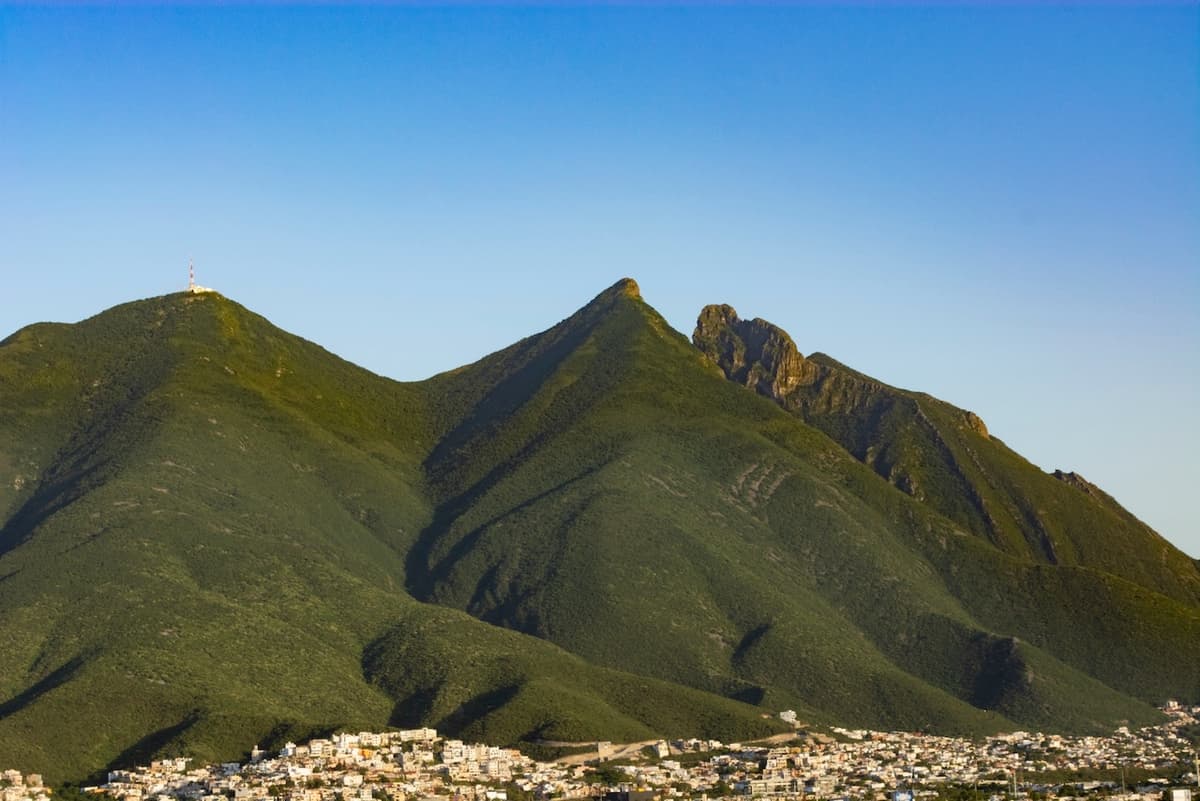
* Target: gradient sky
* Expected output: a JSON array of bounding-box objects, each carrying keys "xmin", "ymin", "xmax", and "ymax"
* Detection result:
[{"xmin": 1, "ymin": 4, "xmax": 1197, "ymax": 556}]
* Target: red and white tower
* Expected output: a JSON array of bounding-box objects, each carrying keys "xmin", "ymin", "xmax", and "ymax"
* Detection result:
[{"xmin": 186, "ymin": 260, "xmax": 213, "ymax": 294}]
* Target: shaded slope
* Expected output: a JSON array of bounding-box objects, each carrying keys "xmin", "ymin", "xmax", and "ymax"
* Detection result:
[{"xmin": 363, "ymin": 603, "xmax": 785, "ymax": 747}]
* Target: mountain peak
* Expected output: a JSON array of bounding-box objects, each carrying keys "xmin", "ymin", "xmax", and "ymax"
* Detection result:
[
  {"xmin": 695, "ymin": 303, "xmax": 740, "ymax": 335},
  {"xmin": 605, "ymin": 277, "xmax": 641, "ymax": 300},
  {"xmin": 565, "ymin": 277, "xmax": 645, "ymax": 325}
]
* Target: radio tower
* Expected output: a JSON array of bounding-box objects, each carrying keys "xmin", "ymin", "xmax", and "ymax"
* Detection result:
[{"xmin": 186, "ymin": 260, "xmax": 213, "ymax": 294}]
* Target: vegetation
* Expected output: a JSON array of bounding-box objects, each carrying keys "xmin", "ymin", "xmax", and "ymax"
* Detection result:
[
  {"xmin": 0, "ymin": 280, "xmax": 1195, "ymax": 787},
  {"xmin": 693, "ymin": 304, "xmax": 1200, "ymax": 708}
]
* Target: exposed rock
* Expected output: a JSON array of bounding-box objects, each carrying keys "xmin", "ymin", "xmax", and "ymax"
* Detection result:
[
  {"xmin": 611, "ymin": 277, "xmax": 641, "ymax": 299},
  {"xmin": 1052, "ymin": 470, "xmax": 1104, "ymax": 501},
  {"xmin": 693, "ymin": 305, "xmax": 820, "ymax": 401},
  {"xmin": 964, "ymin": 411, "xmax": 989, "ymax": 437}
]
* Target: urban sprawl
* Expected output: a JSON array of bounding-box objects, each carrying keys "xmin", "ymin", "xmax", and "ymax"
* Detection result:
[{"xmin": 4, "ymin": 704, "xmax": 1198, "ymax": 801}]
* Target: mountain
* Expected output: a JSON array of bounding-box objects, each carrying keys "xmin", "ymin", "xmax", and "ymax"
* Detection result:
[
  {"xmin": 692, "ymin": 304, "xmax": 1200, "ymax": 604},
  {"xmin": 0, "ymin": 281, "xmax": 1196, "ymax": 785}
]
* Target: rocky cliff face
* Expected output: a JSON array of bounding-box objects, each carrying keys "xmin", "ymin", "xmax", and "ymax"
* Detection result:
[
  {"xmin": 693, "ymin": 304, "xmax": 912, "ymax": 434},
  {"xmin": 693, "ymin": 305, "xmax": 821, "ymax": 399},
  {"xmin": 693, "ymin": 304, "xmax": 989, "ymax": 438}
]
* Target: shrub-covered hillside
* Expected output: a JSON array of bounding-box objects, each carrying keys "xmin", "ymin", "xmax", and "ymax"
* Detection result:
[{"xmin": 0, "ymin": 281, "xmax": 1195, "ymax": 785}]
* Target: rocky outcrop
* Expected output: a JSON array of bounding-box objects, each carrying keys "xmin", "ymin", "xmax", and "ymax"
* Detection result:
[
  {"xmin": 693, "ymin": 304, "xmax": 821, "ymax": 402},
  {"xmin": 964, "ymin": 411, "xmax": 989, "ymax": 437},
  {"xmin": 1052, "ymin": 470, "xmax": 1106, "ymax": 502}
]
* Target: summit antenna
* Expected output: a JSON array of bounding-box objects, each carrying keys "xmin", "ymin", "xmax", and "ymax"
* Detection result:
[{"xmin": 187, "ymin": 261, "xmax": 213, "ymax": 295}]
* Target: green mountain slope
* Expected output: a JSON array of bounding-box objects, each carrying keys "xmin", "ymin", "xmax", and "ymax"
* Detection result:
[
  {"xmin": 0, "ymin": 292, "xmax": 779, "ymax": 783},
  {"xmin": 0, "ymin": 282, "xmax": 1195, "ymax": 785},
  {"xmin": 402, "ymin": 281, "xmax": 1183, "ymax": 733},
  {"xmin": 363, "ymin": 604, "xmax": 782, "ymax": 747},
  {"xmin": 691, "ymin": 302, "xmax": 1200, "ymax": 703}
]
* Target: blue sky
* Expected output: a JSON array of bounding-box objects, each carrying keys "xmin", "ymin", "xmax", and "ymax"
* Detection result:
[{"xmin": 1, "ymin": 4, "xmax": 1197, "ymax": 555}]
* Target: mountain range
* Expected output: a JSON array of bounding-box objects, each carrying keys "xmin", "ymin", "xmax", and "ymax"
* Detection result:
[{"xmin": 1, "ymin": 278, "xmax": 1196, "ymax": 784}]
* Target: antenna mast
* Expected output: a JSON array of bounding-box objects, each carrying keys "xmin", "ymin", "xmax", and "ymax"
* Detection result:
[{"xmin": 189, "ymin": 260, "xmax": 196, "ymax": 292}]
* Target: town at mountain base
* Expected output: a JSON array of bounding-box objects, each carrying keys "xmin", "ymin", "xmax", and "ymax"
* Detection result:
[
  {"xmin": 5, "ymin": 703, "xmax": 1200, "ymax": 801},
  {"xmin": 0, "ymin": 279, "xmax": 1196, "ymax": 784}
]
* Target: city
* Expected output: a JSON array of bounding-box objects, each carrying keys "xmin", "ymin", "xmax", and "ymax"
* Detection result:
[{"xmin": 4, "ymin": 705, "xmax": 1196, "ymax": 801}]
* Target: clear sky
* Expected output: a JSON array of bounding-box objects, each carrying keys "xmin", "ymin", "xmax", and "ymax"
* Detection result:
[{"xmin": 1, "ymin": 4, "xmax": 1197, "ymax": 556}]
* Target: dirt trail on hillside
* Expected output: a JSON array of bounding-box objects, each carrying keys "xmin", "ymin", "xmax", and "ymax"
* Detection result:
[{"xmin": 543, "ymin": 730, "xmax": 805, "ymax": 765}]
